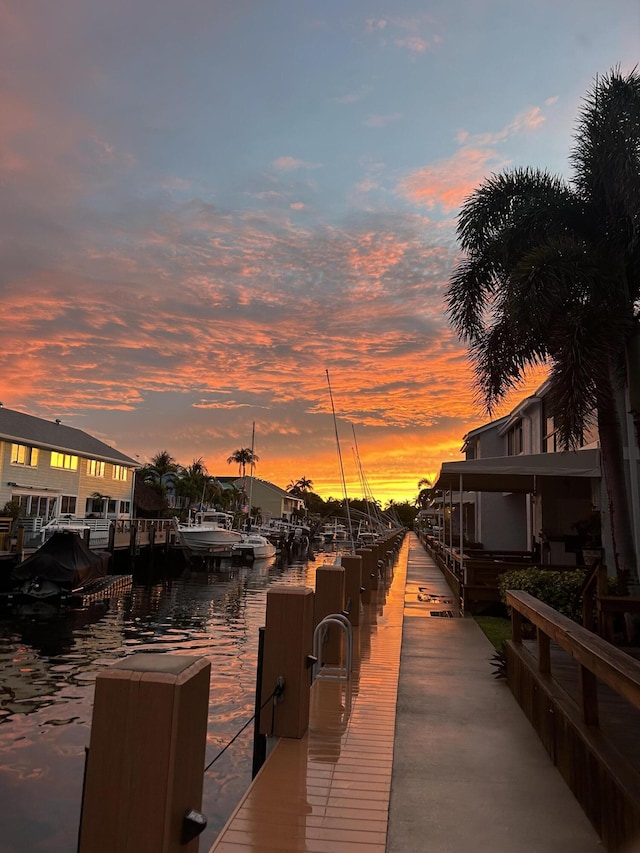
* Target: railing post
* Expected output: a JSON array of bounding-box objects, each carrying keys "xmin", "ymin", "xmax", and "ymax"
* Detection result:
[
  {"xmin": 579, "ymin": 665, "xmax": 599, "ymax": 726},
  {"xmin": 260, "ymin": 587, "xmax": 314, "ymax": 738},
  {"xmin": 537, "ymin": 630, "xmax": 551, "ymax": 674},
  {"xmin": 129, "ymin": 520, "xmax": 138, "ymax": 556},
  {"xmin": 79, "ymin": 654, "xmax": 211, "ymax": 853},
  {"xmin": 511, "ymin": 607, "xmax": 523, "ymax": 644}
]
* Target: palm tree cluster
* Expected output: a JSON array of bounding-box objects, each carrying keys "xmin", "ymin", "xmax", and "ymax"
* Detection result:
[
  {"xmin": 287, "ymin": 476, "xmax": 314, "ymax": 496},
  {"xmin": 137, "ymin": 451, "xmax": 231, "ymax": 513},
  {"xmin": 446, "ymin": 67, "xmax": 640, "ymax": 587}
]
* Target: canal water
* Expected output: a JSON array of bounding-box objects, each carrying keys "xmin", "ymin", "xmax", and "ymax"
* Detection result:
[{"xmin": 0, "ymin": 545, "xmax": 339, "ymax": 853}]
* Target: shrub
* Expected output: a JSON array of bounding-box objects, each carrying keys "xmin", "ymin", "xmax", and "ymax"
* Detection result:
[
  {"xmin": 1, "ymin": 499, "xmax": 21, "ymax": 520},
  {"xmin": 498, "ymin": 568, "xmax": 588, "ymax": 623}
]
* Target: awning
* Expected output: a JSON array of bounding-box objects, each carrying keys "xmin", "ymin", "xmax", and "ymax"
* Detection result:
[{"xmin": 433, "ymin": 448, "xmax": 600, "ymax": 493}]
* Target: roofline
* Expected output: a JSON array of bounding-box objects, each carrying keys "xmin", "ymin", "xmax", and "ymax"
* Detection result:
[{"xmin": 0, "ymin": 430, "xmax": 139, "ymax": 467}]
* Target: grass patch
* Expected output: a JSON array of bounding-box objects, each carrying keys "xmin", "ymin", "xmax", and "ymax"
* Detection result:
[{"xmin": 474, "ymin": 615, "xmax": 512, "ymax": 650}]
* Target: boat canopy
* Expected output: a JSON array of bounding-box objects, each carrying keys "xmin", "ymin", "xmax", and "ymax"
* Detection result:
[
  {"xmin": 433, "ymin": 448, "xmax": 600, "ymax": 493},
  {"xmin": 12, "ymin": 531, "xmax": 109, "ymax": 587}
]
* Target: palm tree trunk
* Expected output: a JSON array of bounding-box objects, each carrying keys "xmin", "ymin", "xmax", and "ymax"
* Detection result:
[
  {"xmin": 597, "ymin": 376, "xmax": 639, "ymax": 592},
  {"xmin": 625, "ymin": 333, "xmax": 640, "ymax": 455}
]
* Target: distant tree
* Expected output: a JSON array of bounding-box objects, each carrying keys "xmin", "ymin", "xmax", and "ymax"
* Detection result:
[
  {"xmin": 287, "ymin": 476, "xmax": 314, "ymax": 496},
  {"xmin": 415, "ymin": 478, "xmax": 434, "ymax": 509},
  {"xmin": 227, "ymin": 448, "xmax": 259, "ymax": 478},
  {"xmin": 175, "ymin": 458, "xmax": 210, "ymax": 508},
  {"xmin": 138, "ymin": 451, "xmax": 179, "ymax": 497},
  {"xmin": 385, "ymin": 500, "xmax": 417, "ymax": 528},
  {"xmin": 302, "ymin": 491, "xmax": 326, "ymax": 516}
]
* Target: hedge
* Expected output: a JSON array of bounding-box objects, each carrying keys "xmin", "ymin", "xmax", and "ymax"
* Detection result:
[{"xmin": 498, "ymin": 568, "xmax": 589, "ymax": 623}]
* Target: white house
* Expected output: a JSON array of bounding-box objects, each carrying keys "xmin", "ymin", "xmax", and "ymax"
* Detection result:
[
  {"xmin": 433, "ymin": 381, "xmax": 608, "ymax": 566},
  {"xmin": 230, "ymin": 476, "xmax": 305, "ymax": 523},
  {"xmin": 0, "ymin": 406, "xmax": 138, "ymax": 523}
]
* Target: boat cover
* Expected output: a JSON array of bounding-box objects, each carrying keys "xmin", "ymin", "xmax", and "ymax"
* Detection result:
[{"xmin": 12, "ymin": 531, "xmax": 109, "ymax": 588}]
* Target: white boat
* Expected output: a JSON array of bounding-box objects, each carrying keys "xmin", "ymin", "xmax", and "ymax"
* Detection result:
[
  {"xmin": 174, "ymin": 511, "xmax": 243, "ymax": 553},
  {"xmin": 231, "ymin": 534, "xmax": 276, "ymax": 561}
]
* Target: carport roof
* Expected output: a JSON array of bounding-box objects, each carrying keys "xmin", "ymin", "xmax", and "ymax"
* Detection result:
[{"xmin": 433, "ymin": 448, "xmax": 600, "ymax": 493}]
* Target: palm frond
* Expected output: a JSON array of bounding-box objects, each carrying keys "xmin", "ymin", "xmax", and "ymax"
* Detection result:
[{"xmin": 571, "ymin": 66, "xmax": 640, "ymax": 252}]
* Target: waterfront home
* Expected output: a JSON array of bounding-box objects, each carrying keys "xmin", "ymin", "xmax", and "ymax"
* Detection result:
[
  {"xmin": 433, "ymin": 379, "xmax": 623, "ymax": 568},
  {"xmin": 217, "ymin": 475, "xmax": 305, "ymax": 524},
  {"xmin": 0, "ymin": 406, "xmax": 138, "ymax": 529}
]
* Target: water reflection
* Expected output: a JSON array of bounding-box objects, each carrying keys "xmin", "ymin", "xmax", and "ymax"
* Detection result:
[{"xmin": 0, "ymin": 547, "xmax": 330, "ymax": 853}]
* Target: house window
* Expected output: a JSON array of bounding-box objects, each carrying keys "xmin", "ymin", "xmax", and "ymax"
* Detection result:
[
  {"xmin": 11, "ymin": 444, "xmax": 39, "ymax": 467},
  {"xmin": 51, "ymin": 452, "xmax": 78, "ymax": 470},
  {"xmin": 15, "ymin": 494, "xmax": 55, "ymax": 517},
  {"xmin": 120, "ymin": 500, "xmax": 131, "ymax": 515},
  {"xmin": 87, "ymin": 459, "xmax": 105, "ymax": 477},
  {"xmin": 59, "ymin": 495, "xmax": 77, "ymax": 515},
  {"xmin": 112, "ymin": 465, "xmax": 128, "ymax": 481},
  {"xmin": 543, "ymin": 415, "xmax": 558, "ymax": 453},
  {"xmin": 506, "ymin": 422, "xmax": 523, "ymax": 456}
]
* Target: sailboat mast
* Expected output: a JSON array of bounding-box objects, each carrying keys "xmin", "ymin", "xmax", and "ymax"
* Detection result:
[
  {"xmin": 325, "ymin": 369, "xmax": 355, "ymax": 552},
  {"xmin": 248, "ymin": 421, "xmax": 256, "ymax": 524}
]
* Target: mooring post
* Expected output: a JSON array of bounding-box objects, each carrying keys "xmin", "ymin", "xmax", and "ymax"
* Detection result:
[
  {"xmin": 314, "ymin": 564, "xmax": 346, "ymax": 665},
  {"xmin": 78, "ymin": 653, "xmax": 211, "ymax": 853},
  {"xmin": 356, "ymin": 547, "xmax": 377, "ymax": 597},
  {"xmin": 340, "ymin": 554, "xmax": 363, "ymax": 627},
  {"xmin": 259, "ymin": 586, "xmax": 314, "ymax": 739},
  {"xmin": 252, "ymin": 626, "xmax": 267, "ymax": 778}
]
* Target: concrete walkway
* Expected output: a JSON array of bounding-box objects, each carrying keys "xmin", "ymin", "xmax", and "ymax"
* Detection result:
[{"xmin": 387, "ymin": 534, "xmax": 604, "ymax": 852}]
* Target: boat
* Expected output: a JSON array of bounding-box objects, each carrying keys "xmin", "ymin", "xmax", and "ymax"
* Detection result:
[
  {"xmin": 39, "ymin": 516, "xmax": 92, "ymax": 543},
  {"xmin": 231, "ymin": 534, "xmax": 277, "ymax": 562},
  {"xmin": 9, "ymin": 531, "xmax": 111, "ymax": 604},
  {"xmin": 174, "ymin": 511, "xmax": 243, "ymax": 553}
]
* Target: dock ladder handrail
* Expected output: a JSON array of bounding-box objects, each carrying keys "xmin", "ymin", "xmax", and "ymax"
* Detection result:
[{"xmin": 312, "ymin": 613, "xmax": 353, "ymax": 683}]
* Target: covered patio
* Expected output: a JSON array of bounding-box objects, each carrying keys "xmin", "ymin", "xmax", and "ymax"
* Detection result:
[{"xmin": 427, "ymin": 448, "xmax": 602, "ymax": 613}]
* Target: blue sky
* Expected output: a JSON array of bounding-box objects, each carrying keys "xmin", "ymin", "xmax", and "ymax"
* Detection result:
[{"xmin": 0, "ymin": 0, "xmax": 637, "ymax": 502}]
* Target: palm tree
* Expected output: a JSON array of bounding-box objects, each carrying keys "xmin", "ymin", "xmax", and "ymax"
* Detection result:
[
  {"xmin": 138, "ymin": 450, "xmax": 179, "ymax": 496},
  {"xmin": 287, "ymin": 476, "xmax": 314, "ymax": 496},
  {"xmin": 175, "ymin": 458, "xmax": 210, "ymax": 509},
  {"xmin": 446, "ymin": 67, "xmax": 640, "ymax": 589},
  {"xmin": 226, "ymin": 448, "xmax": 259, "ymax": 478},
  {"xmin": 415, "ymin": 478, "xmax": 434, "ymax": 510}
]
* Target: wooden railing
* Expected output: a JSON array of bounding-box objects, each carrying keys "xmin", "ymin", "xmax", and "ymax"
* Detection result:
[
  {"xmin": 581, "ymin": 561, "xmax": 640, "ymax": 643},
  {"xmin": 506, "ymin": 590, "xmax": 640, "ymax": 850},
  {"xmin": 421, "ymin": 532, "xmax": 581, "ymax": 614},
  {"xmin": 110, "ymin": 518, "xmax": 175, "ymax": 551},
  {"xmin": 11, "ymin": 517, "xmax": 176, "ymax": 553}
]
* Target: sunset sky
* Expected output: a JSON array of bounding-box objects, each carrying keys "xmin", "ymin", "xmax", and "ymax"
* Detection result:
[{"xmin": 1, "ymin": 1, "xmax": 637, "ymax": 505}]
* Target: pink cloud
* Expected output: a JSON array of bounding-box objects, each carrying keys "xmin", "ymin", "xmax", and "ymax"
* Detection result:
[
  {"xmin": 365, "ymin": 113, "xmax": 403, "ymax": 128},
  {"xmin": 397, "ymin": 147, "xmax": 510, "ymax": 212},
  {"xmin": 271, "ymin": 156, "xmax": 322, "ymax": 172}
]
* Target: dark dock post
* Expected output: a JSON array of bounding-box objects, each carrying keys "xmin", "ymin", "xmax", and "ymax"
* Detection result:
[{"xmin": 340, "ymin": 554, "xmax": 363, "ymax": 626}]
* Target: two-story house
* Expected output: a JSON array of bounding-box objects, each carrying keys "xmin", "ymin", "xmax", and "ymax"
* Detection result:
[
  {"xmin": 219, "ymin": 475, "xmax": 305, "ymax": 524},
  {"xmin": 434, "ymin": 381, "xmax": 603, "ymax": 565},
  {"xmin": 0, "ymin": 406, "xmax": 138, "ymax": 524}
]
